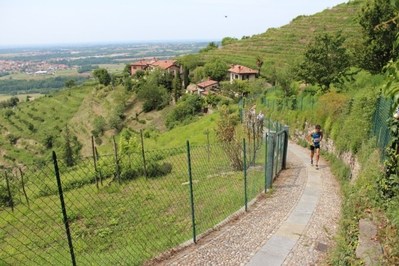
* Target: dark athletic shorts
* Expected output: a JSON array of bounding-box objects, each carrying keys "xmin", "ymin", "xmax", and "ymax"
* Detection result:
[{"xmin": 310, "ymin": 145, "xmax": 320, "ymax": 151}]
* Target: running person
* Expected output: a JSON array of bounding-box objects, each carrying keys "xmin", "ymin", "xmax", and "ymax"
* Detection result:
[{"xmin": 307, "ymin": 125, "xmax": 323, "ymax": 168}]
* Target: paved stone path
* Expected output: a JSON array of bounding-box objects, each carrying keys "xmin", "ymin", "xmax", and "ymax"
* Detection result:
[{"xmin": 146, "ymin": 141, "xmax": 342, "ymax": 266}]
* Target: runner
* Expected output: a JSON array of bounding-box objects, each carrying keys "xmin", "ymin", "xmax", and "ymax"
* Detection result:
[{"xmin": 307, "ymin": 124, "xmax": 323, "ymax": 169}]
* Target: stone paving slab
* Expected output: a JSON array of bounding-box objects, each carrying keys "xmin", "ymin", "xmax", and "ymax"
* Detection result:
[{"xmin": 246, "ymin": 144, "xmax": 322, "ymax": 266}]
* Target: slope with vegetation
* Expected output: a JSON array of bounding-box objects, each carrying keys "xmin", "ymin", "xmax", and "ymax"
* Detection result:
[
  {"xmin": 1, "ymin": 0, "xmax": 399, "ymax": 264},
  {"xmin": 204, "ymin": 0, "xmax": 366, "ymax": 72}
]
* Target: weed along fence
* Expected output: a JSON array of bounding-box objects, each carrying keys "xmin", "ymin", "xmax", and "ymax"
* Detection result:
[{"xmin": 0, "ymin": 126, "xmax": 289, "ymax": 265}]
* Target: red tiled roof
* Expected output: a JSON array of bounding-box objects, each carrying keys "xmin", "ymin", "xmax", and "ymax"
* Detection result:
[
  {"xmin": 130, "ymin": 59, "xmax": 152, "ymax": 66},
  {"xmin": 197, "ymin": 79, "xmax": 218, "ymax": 88},
  {"xmin": 228, "ymin": 64, "xmax": 258, "ymax": 74},
  {"xmin": 151, "ymin": 60, "xmax": 177, "ymax": 69}
]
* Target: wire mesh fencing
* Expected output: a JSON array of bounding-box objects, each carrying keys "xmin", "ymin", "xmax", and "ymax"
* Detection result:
[
  {"xmin": 372, "ymin": 95, "xmax": 393, "ymax": 160},
  {"xmin": 263, "ymin": 96, "xmax": 318, "ymax": 112},
  {"xmin": 1, "ymin": 130, "xmax": 288, "ymax": 266}
]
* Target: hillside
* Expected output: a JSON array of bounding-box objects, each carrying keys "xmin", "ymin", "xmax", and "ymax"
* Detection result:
[
  {"xmin": 204, "ymin": 0, "xmax": 367, "ymax": 70},
  {"xmin": 0, "ymin": 0, "xmax": 368, "ymax": 166},
  {"xmin": 0, "ymin": 82, "xmax": 170, "ymax": 166}
]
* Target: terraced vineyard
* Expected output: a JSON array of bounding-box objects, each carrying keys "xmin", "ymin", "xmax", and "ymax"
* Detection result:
[{"xmin": 205, "ymin": 0, "xmax": 366, "ymax": 71}]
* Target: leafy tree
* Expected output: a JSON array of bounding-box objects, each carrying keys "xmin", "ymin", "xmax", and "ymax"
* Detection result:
[
  {"xmin": 122, "ymin": 63, "xmax": 131, "ymax": 77},
  {"xmin": 133, "ymin": 69, "xmax": 146, "ymax": 79},
  {"xmin": 204, "ymin": 58, "xmax": 229, "ymax": 82},
  {"xmin": 157, "ymin": 71, "xmax": 173, "ymax": 91},
  {"xmin": 178, "ymin": 54, "xmax": 204, "ymax": 70},
  {"xmin": 124, "ymin": 76, "xmax": 133, "ymax": 91},
  {"xmin": 93, "ymin": 68, "xmax": 111, "ymax": 86},
  {"xmin": 65, "ymin": 79, "xmax": 75, "ymax": 88},
  {"xmin": 9, "ymin": 96, "xmax": 19, "ymax": 107},
  {"xmin": 248, "ymin": 78, "xmax": 270, "ymax": 95},
  {"xmin": 92, "ymin": 115, "xmax": 106, "ymax": 136},
  {"xmin": 199, "ymin": 42, "xmax": 219, "ymax": 53},
  {"xmin": 118, "ymin": 128, "xmax": 139, "ymax": 153},
  {"xmin": 221, "ymin": 37, "xmax": 238, "ymax": 46},
  {"xmin": 277, "ymin": 68, "xmax": 295, "ymax": 97},
  {"xmin": 165, "ymin": 94, "xmax": 203, "ymax": 129},
  {"xmin": 172, "ymin": 70, "xmax": 182, "ymax": 102},
  {"xmin": 357, "ymin": 0, "xmax": 399, "ymax": 74},
  {"xmin": 231, "ymin": 79, "xmax": 250, "ymax": 95},
  {"xmin": 192, "ymin": 66, "xmax": 206, "ymax": 83},
  {"xmin": 137, "ymin": 79, "xmax": 170, "ymax": 112},
  {"xmin": 297, "ymin": 31, "xmax": 351, "ymax": 92}
]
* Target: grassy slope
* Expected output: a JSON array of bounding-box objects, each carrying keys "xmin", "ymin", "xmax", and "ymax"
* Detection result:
[
  {"xmin": 0, "ymin": 0, "xmax": 368, "ymax": 166},
  {"xmin": 204, "ymin": 0, "xmax": 366, "ymax": 70}
]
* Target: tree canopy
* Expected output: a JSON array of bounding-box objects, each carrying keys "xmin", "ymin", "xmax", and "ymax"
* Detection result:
[
  {"xmin": 357, "ymin": 0, "xmax": 399, "ymax": 74},
  {"xmin": 297, "ymin": 31, "xmax": 351, "ymax": 92},
  {"xmin": 204, "ymin": 58, "xmax": 229, "ymax": 82},
  {"xmin": 93, "ymin": 68, "xmax": 111, "ymax": 86},
  {"xmin": 199, "ymin": 42, "xmax": 219, "ymax": 53}
]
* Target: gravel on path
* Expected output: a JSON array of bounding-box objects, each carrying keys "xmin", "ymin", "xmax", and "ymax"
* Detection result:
[{"xmin": 145, "ymin": 141, "xmax": 342, "ymax": 266}]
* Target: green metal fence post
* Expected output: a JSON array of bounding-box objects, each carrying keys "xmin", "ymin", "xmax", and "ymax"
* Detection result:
[
  {"xmin": 186, "ymin": 141, "xmax": 196, "ymax": 243},
  {"xmin": 243, "ymin": 138, "xmax": 248, "ymax": 212},
  {"xmin": 266, "ymin": 132, "xmax": 275, "ymax": 189},
  {"xmin": 275, "ymin": 132, "xmax": 280, "ymax": 176},
  {"xmin": 282, "ymin": 126, "xmax": 289, "ymax": 169},
  {"xmin": 264, "ymin": 133, "xmax": 268, "ymax": 192},
  {"xmin": 52, "ymin": 151, "xmax": 76, "ymax": 266}
]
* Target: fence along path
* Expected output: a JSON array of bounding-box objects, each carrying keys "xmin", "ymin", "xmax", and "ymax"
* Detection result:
[{"xmin": 149, "ymin": 140, "xmax": 341, "ymax": 266}]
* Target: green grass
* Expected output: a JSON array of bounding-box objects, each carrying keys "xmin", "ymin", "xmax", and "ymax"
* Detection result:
[
  {"xmin": 1, "ymin": 140, "xmax": 267, "ymax": 265},
  {"xmin": 203, "ymin": 0, "xmax": 365, "ymax": 72},
  {"xmin": 0, "ymin": 93, "xmax": 45, "ymax": 102},
  {"xmin": 0, "ymin": 84, "xmax": 91, "ymax": 165}
]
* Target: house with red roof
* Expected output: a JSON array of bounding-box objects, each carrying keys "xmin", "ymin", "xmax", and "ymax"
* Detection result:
[
  {"xmin": 228, "ymin": 64, "xmax": 258, "ymax": 83},
  {"xmin": 195, "ymin": 78, "xmax": 218, "ymax": 96},
  {"xmin": 148, "ymin": 59, "xmax": 180, "ymax": 75},
  {"xmin": 129, "ymin": 57, "xmax": 180, "ymax": 76},
  {"xmin": 129, "ymin": 58, "xmax": 154, "ymax": 75}
]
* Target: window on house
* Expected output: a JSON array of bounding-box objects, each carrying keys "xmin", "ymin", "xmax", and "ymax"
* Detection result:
[
  {"xmin": 235, "ymin": 74, "xmax": 238, "ymax": 79},
  {"xmin": 133, "ymin": 66, "xmax": 136, "ymax": 69}
]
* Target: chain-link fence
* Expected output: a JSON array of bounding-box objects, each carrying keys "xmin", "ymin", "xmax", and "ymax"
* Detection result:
[
  {"xmin": 258, "ymin": 92, "xmax": 393, "ymax": 161},
  {"xmin": 1, "ymin": 126, "xmax": 288, "ymax": 266},
  {"xmin": 263, "ymin": 95, "xmax": 318, "ymax": 112},
  {"xmin": 372, "ymin": 95, "xmax": 393, "ymax": 160}
]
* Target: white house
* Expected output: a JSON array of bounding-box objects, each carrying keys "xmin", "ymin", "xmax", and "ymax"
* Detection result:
[{"xmin": 228, "ymin": 64, "xmax": 258, "ymax": 84}]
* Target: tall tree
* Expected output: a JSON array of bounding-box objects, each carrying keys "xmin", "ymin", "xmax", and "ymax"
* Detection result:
[
  {"xmin": 65, "ymin": 79, "xmax": 75, "ymax": 88},
  {"xmin": 256, "ymin": 56, "xmax": 263, "ymax": 76},
  {"xmin": 93, "ymin": 68, "xmax": 111, "ymax": 86},
  {"xmin": 122, "ymin": 63, "xmax": 131, "ymax": 78},
  {"xmin": 204, "ymin": 57, "xmax": 229, "ymax": 82},
  {"xmin": 297, "ymin": 31, "xmax": 351, "ymax": 92},
  {"xmin": 60, "ymin": 125, "xmax": 81, "ymax": 167},
  {"xmin": 183, "ymin": 66, "xmax": 189, "ymax": 90},
  {"xmin": 172, "ymin": 70, "xmax": 182, "ymax": 102},
  {"xmin": 357, "ymin": 0, "xmax": 399, "ymax": 74}
]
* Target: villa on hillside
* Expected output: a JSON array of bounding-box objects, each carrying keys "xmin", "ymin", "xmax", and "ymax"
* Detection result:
[
  {"xmin": 228, "ymin": 64, "xmax": 258, "ymax": 83},
  {"xmin": 129, "ymin": 59, "xmax": 154, "ymax": 75},
  {"xmin": 196, "ymin": 79, "xmax": 218, "ymax": 96},
  {"xmin": 130, "ymin": 58, "xmax": 180, "ymax": 76}
]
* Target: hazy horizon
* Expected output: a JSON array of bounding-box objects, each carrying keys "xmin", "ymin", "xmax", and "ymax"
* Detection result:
[
  {"xmin": 0, "ymin": 39, "xmax": 218, "ymax": 50},
  {"xmin": 0, "ymin": 0, "xmax": 348, "ymax": 47}
]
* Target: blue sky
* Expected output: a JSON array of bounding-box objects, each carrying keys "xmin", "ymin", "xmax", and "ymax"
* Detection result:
[{"xmin": 0, "ymin": 0, "xmax": 348, "ymax": 46}]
